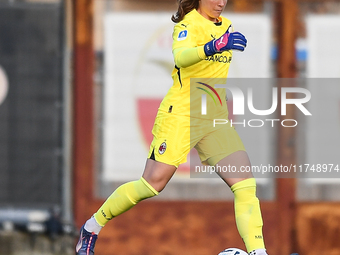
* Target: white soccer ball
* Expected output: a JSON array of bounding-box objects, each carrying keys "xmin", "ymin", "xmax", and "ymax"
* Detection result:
[{"xmin": 218, "ymin": 248, "xmax": 248, "ymax": 255}]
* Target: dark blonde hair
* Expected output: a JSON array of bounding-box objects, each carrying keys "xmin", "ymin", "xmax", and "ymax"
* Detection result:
[{"xmin": 171, "ymin": 0, "xmax": 199, "ymax": 23}]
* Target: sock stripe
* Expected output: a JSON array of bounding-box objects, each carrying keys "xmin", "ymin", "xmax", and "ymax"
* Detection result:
[
  {"xmin": 140, "ymin": 177, "xmax": 159, "ymax": 195},
  {"xmin": 231, "ymin": 178, "xmax": 256, "ymax": 193}
]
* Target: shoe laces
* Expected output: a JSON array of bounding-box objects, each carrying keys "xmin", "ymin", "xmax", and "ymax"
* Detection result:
[{"xmin": 82, "ymin": 229, "xmax": 98, "ymax": 252}]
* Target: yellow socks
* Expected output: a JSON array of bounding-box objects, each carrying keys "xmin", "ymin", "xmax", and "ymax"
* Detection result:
[
  {"xmin": 231, "ymin": 178, "xmax": 265, "ymax": 253},
  {"xmin": 92, "ymin": 176, "xmax": 265, "ymax": 253},
  {"xmin": 94, "ymin": 177, "xmax": 159, "ymax": 226}
]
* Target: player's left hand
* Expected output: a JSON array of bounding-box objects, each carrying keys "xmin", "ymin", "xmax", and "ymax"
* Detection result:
[
  {"xmin": 204, "ymin": 26, "xmax": 247, "ymax": 56},
  {"xmin": 215, "ymin": 30, "xmax": 247, "ymax": 52}
]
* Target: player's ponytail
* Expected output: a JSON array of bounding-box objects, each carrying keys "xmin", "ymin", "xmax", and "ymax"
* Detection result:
[{"xmin": 171, "ymin": 0, "xmax": 199, "ymax": 23}]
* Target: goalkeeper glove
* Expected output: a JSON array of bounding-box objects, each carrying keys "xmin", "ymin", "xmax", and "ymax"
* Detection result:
[{"xmin": 204, "ymin": 26, "xmax": 247, "ymax": 56}]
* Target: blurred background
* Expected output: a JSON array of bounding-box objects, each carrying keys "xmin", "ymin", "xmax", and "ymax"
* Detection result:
[{"xmin": 0, "ymin": 0, "xmax": 340, "ymax": 254}]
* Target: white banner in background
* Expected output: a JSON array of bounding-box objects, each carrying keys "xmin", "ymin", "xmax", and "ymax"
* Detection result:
[
  {"xmin": 304, "ymin": 16, "xmax": 340, "ymax": 183},
  {"xmin": 103, "ymin": 12, "xmax": 272, "ymax": 182},
  {"xmin": 306, "ymin": 15, "xmax": 340, "ymax": 78},
  {"xmin": 0, "ymin": 66, "xmax": 8, "ymax": 105}
]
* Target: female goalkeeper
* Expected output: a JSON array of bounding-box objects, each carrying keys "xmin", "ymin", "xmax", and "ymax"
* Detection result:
[{"xmin": 76, "ymin": 0, "xmax": 268, "ymax": 255}]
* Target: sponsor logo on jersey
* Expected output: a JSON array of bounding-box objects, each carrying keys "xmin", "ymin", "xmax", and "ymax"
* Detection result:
[
  {"xmin": 205, "ymin": 54, "xmax": 232, "ymax": 64},
  {"xmin": 158, "ymin": 142, "xmax": 167, "ymax": 154},
  {"xmin": 177, "ymin": 30, "xmax": 188, "ymax": 41}
]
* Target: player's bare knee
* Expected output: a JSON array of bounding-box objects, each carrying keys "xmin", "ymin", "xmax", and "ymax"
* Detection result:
[
  {"xmin": 142, "ymin": 159, "xmax": 176, "ymax": 192},
  {"xmin": 143, "ymin": 177, "xmax": 168, "ymax": 193}
]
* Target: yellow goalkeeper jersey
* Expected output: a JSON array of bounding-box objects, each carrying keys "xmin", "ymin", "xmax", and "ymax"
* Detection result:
[{"xmin": 158, "ymin": 9, "xmax": 233, "ymax": 119}]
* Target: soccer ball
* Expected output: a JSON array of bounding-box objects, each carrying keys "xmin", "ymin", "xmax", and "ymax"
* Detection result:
[{"xmin": 218, "ymin": 248, "xmax": 248, "ymax": 255}]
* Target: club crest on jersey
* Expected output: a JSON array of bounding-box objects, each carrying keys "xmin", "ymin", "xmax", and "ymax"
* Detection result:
[
  {"xmin": 177, "ymin": 30, "xmax": 188, "ymax": 41},
  {"xmin": 158, "ymin": 142, "xmax": 167, "ymax": 155}
]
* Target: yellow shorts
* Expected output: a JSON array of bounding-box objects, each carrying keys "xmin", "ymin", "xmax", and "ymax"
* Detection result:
[{"xmin": 148, "ymin": 110, "xmax": 245, "ymax": 167}]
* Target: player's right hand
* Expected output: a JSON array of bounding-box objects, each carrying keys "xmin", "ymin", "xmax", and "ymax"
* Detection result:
[{"xmin": 204, "ymin": 27, "xmax": 247, "ymax": 56}]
